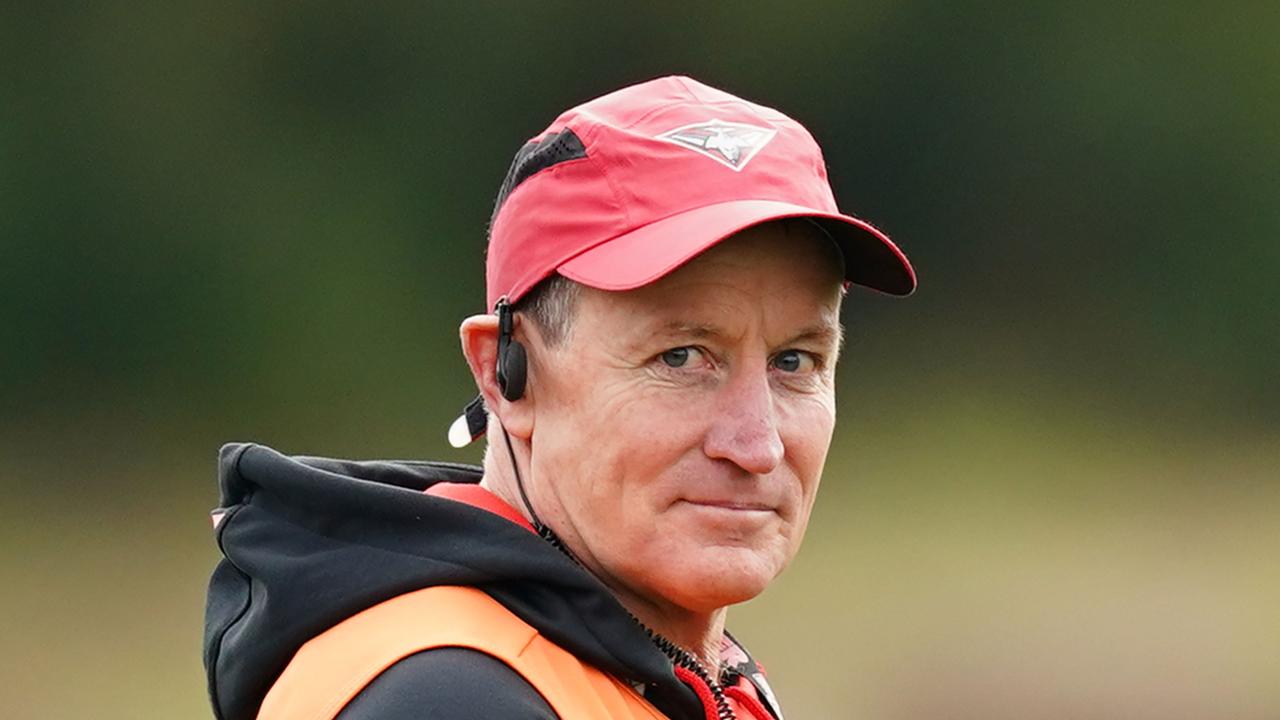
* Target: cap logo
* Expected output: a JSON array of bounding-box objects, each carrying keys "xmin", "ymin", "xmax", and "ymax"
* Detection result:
[{"xmin": 656, "ymin": 119, "xmax": 778, "ymax": 171}]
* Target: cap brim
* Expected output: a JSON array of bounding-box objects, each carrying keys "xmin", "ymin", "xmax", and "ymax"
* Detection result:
[{"xmin": 556, "ymin": 199, "xmax": 915, "ymax": 296}]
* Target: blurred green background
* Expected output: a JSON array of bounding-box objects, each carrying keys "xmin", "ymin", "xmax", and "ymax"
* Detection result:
[{"xmin": 3, "ymin": 3, "xmax": 1277, "ymax": 718}]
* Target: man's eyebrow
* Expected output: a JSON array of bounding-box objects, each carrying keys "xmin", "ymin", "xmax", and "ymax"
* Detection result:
[
  {"xmin": 655, "ymin": 321, "xmax": 724, "ymax": 338},
  {"xmin": 787, "ymin": 322, "xmax": 845, "ymax": 350},
  {"xmin": 651, "ymin": 320, "xmax": 845, "ymax": 348}
]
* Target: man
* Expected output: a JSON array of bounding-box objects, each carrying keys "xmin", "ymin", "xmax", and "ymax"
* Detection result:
[{"xmin": 204, "ymin": 75, "xmax": 914, "ymax": 720}]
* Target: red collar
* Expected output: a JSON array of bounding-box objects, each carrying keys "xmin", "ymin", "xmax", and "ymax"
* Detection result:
[{"xmin": 424, "ymin": 482, "xmax": 536, "ymax": 533}]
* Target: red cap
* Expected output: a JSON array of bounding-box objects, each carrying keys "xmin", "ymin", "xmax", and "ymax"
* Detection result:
[{"xmin": 485, "ymin": 75, "xmax": 915, "ymax": 310}]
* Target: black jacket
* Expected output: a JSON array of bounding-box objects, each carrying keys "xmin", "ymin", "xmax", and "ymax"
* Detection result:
[{"xmin": 203, "ymin": 443, "xmax": 776, "ymax": 720}]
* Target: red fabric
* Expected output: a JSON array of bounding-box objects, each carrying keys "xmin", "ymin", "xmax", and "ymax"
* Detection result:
[
  {"xmin": 673, "ymin": 666, "xmax": 773, "ymax": 720},
  {"xmin": 486, "ymin": 75, "xmax": 915, "ymax": 309},
  {"xmin": 424, "ymin": 483, "xmax": 535, "ymax": 533},
  {"xmin": 673, "ymin": 666, "xmax": 723, "ymax": 720},
  {"xmin": 725, "ymin": 683, "xmax": 775, "ymax": 720}
]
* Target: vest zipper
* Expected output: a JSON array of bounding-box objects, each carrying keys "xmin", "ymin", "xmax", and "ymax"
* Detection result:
[{"xmin": 647, "ymin": 631, "xmax": 736, "ymax": 720}]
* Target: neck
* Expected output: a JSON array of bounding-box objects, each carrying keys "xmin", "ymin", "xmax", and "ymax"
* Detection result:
[
  {"xmin": 479, "ymin": 448, "xmax": 727, "ymax": 674},
  {"xmin": 620, "ymin": 592, "xmax": 727, "ymax": 674}
]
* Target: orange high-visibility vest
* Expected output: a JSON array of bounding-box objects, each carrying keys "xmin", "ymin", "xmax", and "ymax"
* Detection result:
[{"xmin": 257, "ymin": 585, "xmax": 668, "ymax": 720}]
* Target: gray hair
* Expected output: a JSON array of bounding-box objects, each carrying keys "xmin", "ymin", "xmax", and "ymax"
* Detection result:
[{"xmin": 513, "ymin": 273, "xmax": 580, "ymax": 348}]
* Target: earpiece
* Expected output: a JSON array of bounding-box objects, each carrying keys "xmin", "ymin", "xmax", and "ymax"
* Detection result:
[
  {"xmin": 495, "ymin": 299, "xmax": 527, "ymax": 402},
  {"xmin": 499, "ymin": 340, "xmax": 527, "ymax": 401},
  {"xmin": 493, "ymin": 299, "xmax": 559, "ymax": 543}
]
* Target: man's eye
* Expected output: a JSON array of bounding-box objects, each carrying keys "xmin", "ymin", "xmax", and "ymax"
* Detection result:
[
  {"xmin": 772, "ymin": 349, "xmax": 815, "ymax": 373},
  {"xmin": 660, "ymin": 347, "xmax": 698, "ymax": 368}
]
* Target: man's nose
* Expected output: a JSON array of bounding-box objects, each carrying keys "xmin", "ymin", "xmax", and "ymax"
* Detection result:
[{"xmin": 703, "ymin": 368, "xmax": 784, "ymax": 475}]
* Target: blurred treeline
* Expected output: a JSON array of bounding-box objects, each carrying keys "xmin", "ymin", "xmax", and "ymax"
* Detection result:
[{"xmin": 2, "ymin": 3, "xmax": 1276, "ymax": 719}]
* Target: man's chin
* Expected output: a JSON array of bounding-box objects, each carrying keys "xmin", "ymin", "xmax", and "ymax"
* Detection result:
[{"xmin": 655, "ymin": 550, "xmax": 781, "ymax": 612}]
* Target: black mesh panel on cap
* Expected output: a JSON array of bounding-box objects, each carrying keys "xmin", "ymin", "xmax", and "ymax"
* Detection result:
[{"xmin": 489, "ymin": 128, "xmax": 587, "ymax": 231}]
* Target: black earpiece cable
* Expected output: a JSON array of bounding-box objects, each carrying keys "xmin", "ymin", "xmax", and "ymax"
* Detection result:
[
  {"xmin": 495, "ymin": 297, "xmax": 552, "ymax": 537},
  {"xmin": 500, "ymin": 424, "xmax": 547, "ymax": 533}
]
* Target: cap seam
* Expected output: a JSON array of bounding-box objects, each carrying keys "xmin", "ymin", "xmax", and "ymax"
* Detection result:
[
  {"xmin": 554, "ymin": 198, "xmax": 851, "ymax": 271},
  {"xmin": 668, "ymin": 76, "xmax": 788, "ymax": 120},
  {"xmin": 607, "ymin": 99, "xmax": 791, "ymax": 133},
  {"xmin": 497, "ymin": 124, "xmax": 629, "ymax": 304},
  {"xmin": 577, "ymin": 116, "xmax": 632, "ymax": 233},
  {"xmin": 553, "ymin": 199, "xmax": 911, "ymax": 295}
]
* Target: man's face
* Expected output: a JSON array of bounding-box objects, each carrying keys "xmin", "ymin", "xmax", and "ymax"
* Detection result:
[{"xmin": 525, "ymin": 221, "xmax": 845, "ymax": 615}]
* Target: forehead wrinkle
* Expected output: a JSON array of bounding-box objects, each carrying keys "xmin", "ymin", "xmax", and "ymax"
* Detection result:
[
  {"xmin": 648, "ymin": 313, "xmax": 842, "ymax": 355},
  {"xmin": 612, "ymin": 319, "xmax": 741, "ymax": 354},
  {"xmin": 590, "ymin": 311, "xmax": 717, "ymax": 358},
  {"xmin": 788, "ymin": 321, "xmax": 843, "ymax": 348},
  {"xmin": 658, "ymin": 320, "xmax": 728, "ymax": 340}
]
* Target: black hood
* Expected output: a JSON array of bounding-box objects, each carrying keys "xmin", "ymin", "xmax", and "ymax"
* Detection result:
[{"xmin": 204, "ymin": 443, "xmax": 701, "ymax": 720}]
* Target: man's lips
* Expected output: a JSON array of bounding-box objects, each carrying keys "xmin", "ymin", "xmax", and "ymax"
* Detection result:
[{"xmin": 678, "ymin": 498, "xmax": 775, "ymax": 513}]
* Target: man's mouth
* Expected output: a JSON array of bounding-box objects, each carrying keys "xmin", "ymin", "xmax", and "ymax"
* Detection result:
[{"xmin": 679, "ymin": 498, "xmax": 774, "ymax": 513}]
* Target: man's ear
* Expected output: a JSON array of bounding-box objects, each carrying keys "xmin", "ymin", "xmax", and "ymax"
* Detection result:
[{"xmin": 459, "ymin": 314, "xmax": 535, "ymax": 440}]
